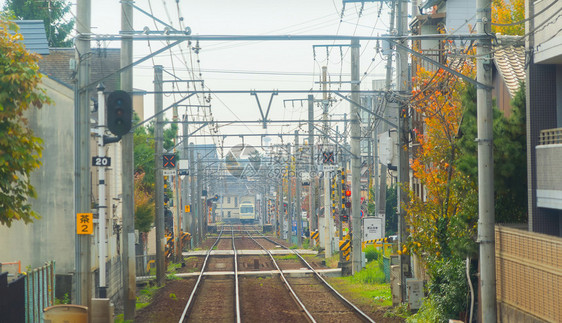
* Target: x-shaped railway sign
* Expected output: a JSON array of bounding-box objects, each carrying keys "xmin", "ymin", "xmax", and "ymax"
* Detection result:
[
  {"xmin": 163, "ymin": 154, "xmax": 176, "ymax": 168},
  {"xmin": 323, "ymin": 151, "xmax": 335, "ymax": 164}
]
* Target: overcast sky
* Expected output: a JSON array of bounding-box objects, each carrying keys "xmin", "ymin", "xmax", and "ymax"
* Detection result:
[{"xmin": 7, "ymin": 0, "xmax": 395, "ymax": 152}]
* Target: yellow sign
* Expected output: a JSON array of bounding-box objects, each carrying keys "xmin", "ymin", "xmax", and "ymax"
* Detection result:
[
  {"xmin": 185, "ymin": 205, "xmax": 191, "ymax": 213},
  {"xmin": 77, "ymin": 213, "xmax": 93, "ymax": 235}
]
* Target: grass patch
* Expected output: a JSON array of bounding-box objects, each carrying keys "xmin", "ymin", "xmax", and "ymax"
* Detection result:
[
  {"xmin": 325, "ymin": 252, "xmax": 340, "ymax": 268},
  {"xmin": 136, "ymin": 283, "xmax": 161, "ymax": 311},
  {"xmin": 274, "ymin": 254, "xmax": 298, "ymax": 260},
  {"xmin": 329, "ymin": 275, "xmax": 392, "ymax": 308},
  {"xmin": 113, "ymin": 314, "xmax": 132, "ymax": 323},
  {"xmin": 302, "ymin": 238, "xmax": 310, "ymax": 249}
]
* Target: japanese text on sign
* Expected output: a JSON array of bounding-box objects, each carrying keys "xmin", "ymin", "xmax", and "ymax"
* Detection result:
[{"xmin": 77, "ymin": 213, "xmax": 93, "ymax": 235}]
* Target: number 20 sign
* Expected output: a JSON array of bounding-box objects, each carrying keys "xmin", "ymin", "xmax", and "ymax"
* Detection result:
[
  {"xmin": 92, "ymin": 156, "xmax": 111, "ymax": 167},
  {"xmin": 77, "ymin": 213, "xmax": 93, "ymax": 235}
]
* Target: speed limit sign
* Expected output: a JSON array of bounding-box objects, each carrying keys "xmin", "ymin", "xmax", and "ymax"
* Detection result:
[{"xmin": 92, "ymin": 156, "xmax": 111, "ymax": 167}]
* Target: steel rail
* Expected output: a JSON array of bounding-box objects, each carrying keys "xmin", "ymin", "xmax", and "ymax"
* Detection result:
[
  {"xmin": 245, "ymin": 231, "xmax": 317, "ymax": 323},
  {"xmin": 178, "ymin": 227, "xmax": 226, "ymax": 322},
  {"xmin": 232, "ymin": 226, "xmax": 242, "ymax": 323},
  {"xmin": 256, "ymin": 232, "xmax": 375, "ymax": 323}
]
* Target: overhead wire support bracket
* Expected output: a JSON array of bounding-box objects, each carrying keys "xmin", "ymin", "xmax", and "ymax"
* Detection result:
[
  {"xmin": 250, "ymin": 90, "xmax": 278, "ymax": 129},
  {"xmin": 332, "ymin": 91, "xmax": 398, "ymax": 129},
  {"xmin": 389, "ymin": 40, "xmax": 493, "ymax": 90},
  {"xmin": 131, "ymin": 93, "xmax": 196, "ymax": 131},
  {"xmin": 132, "ymin": 3, "xmax": 179, "ymax": 32}
]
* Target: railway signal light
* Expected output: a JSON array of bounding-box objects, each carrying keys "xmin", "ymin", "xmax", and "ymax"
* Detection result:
[
  {"xmin": 107, "ymin": 90, "xmax": 132, "ymax": 136},
  {"xmin": 345, "ymin": 190, "xmax": 351, "ymax": 197}
]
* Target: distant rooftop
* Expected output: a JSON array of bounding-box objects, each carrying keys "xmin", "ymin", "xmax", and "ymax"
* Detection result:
[{"xmin": 13, "ymin": 20, "xmax": 49, "ymax": 55}]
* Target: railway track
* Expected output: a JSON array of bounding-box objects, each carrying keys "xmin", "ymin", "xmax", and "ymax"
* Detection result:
[
  {"xmin": 178, "ymin": 226, "xmax": 241, "ymax": 322},
  {"xmin": 246, "ymin": 230, "xmax": 375, "ymax": 323},
  {"xmin": 177, "ymin": 227, "xmax": 374, "ymax": 322}
]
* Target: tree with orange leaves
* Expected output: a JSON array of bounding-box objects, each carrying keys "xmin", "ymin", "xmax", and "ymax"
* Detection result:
[
  {"xmin": 492, "ymin": 0, "xmax": 525, "ymax": 36},
  {"xmin": 405, "ymin": 64, "xmax": 477, "ymax": 261},
  {"xmin": 404, "ymin": 64, "xmax": 479, "ymax": 320}
]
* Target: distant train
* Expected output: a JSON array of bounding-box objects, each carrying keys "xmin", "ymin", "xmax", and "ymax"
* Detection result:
[{"xmin": 239, "ymin": 202, "xmax": 255, "ymax": 224}]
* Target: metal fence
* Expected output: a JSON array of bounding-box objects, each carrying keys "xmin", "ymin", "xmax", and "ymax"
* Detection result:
[
  {"xmin": 0, "ymin": 261, "xmax": 55, "ymax": 323},
  {"xmin": 0, "ymin": 272, "xmax": 25, "ymax": 322},
  {"xmin": 25, "ymin": 261, "xmax": 55, "ymax": 323}
]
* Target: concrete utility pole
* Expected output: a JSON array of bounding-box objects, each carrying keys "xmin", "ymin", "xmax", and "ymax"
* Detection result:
[
  {"xmin": 197, "ymin": 157, "xmax": 203, "ymax": 245},
  {"xmin": 154, "ymin": 65, "xmax": 165, "ymax": 287},
  {"xmin": 280, "ymin": 165, "xmax": 285, "ymax": 239},
  {"xmin": 182, "ymin": 115, "xmax": 191, "ymax": 248},
  {"xmin": 376, "ymin": 0, "xmax": 395, "ymax": 238},
  {"xmin": 322, "ymin": 66, "xmax": 333, "ymax": 257},
  {"xmin": 476, "ymin": 0, "xmax": 496, "ymax": 321},
  {"xmin": 295, "ymin": 130, "xmax": 302, "ymax": 246},
  {"xmin": 189, "ymin": 143, "xmax": 197, "ymax": 246},
  {"xmin": 96, "ymin": 85, "xmax": 107, "ymax": 298},
  {"xmin": 308, "ymin": 95, "xmax": 317, "ymax": 236},
  {"xmin": 350, "ymin": 39, "xmax": 362, "ymax": 274},
  {"xmin": 287, "ymin": 143, "xmax": 293, "ymax": 244},
  {"xmin": 173, "ymin": 105, "xmax": 181, "ymax": 260},
  {"xmin": 75, "ymin": 0, "xmax": 91, "ymax": 310},
  {"xmin": 397, "ymin": 0, "xmax": 411, "ymax": 301},
  {"xmin": 120, "ymin": 0, "xmax": 136, "ymax": 318}
]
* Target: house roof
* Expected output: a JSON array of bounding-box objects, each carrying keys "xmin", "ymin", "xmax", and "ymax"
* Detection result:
[
  {"xmin": 38, "ymin": 47, "xmax": 122, "ymax": 92},
  {"xmin": 13, "ymin": 20, "xmax": 49, "ymax": 55},
  {"xmin": 493, "ymin": 45, "xmax": 526, "ymax": 97}
]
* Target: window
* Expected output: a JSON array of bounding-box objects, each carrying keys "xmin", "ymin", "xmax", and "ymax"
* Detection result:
[
  {"xmin": 227, "ymin": 211, "xmax": 231, "ymax": 218},
  {"xmin": 235, "ymin": 197, "xmax": 238, "ymax": 207},
  {"xmin": 227, "ymin": 197, "xmax": 231, "ymax": 204},
  {"xmin": 240, "ymin": 205, "xmax": 254, "ymax": 214}
]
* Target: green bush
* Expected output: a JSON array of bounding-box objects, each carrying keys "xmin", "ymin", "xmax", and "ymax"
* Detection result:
[
  {"xmin": 352, "ymin": 259, "xmax": 386, "ymax": 284},
  {"xmin": 426, "ymin": 257, "xmax": 470, "ymax": 321},
  {"xmin": 364, "ymin": 246, "xmax": 381, "ymax": 263},
  {"xmin": 407, "ymin": 296, "xmax": 443, "ymax": 323}
]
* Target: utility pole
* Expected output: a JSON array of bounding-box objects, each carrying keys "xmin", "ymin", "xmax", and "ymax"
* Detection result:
[
  {"xmin": 75, "ymin": 0, "xmax": 91, "ymax": 311},
  {"xmin": 197, "ymin": 157, "xmax": 203, "ymax": 245},
  {"xmin": 182, "ymin": 115, "xmax": 191, "ymax": 248},
  {"xmin": 287, "ymin": 143, "xmax": 292, "ymax": 244},
  {"xmin": 154, "ymin": 65, "xmax": 165, "ymax": 287},
  {"xmin": 280, "ymin": 162, "xmax": 285, "ymax": 239},
  {"xmin": 350, "ymin": 39, "xmax": 362, "ymax": 274},
  {"xmin": 295, "ymin": 130, "xmax": 302, "ymax": 246},
  {"xmin": 189, "ymin": 143, "xmax": 197, "ymax": 246},
  {"xmin": 476, "ymin": 0, "xmax": 496, "ymax": 321},
  {"xmin": 96, "ymin": 84, "xmax": 107, "ymax": 298},
  {"xmin": 120, "ymin": 0, "xmax": 135, "ymax": 319},
  {"xmin": 308, "ymin": 95, "xmax": 317, "ymax": 237},
  {"xmin": 375, "ymin": 0, "xmax": 395, "ymax": 240},
  {"xmin": 322, "ymin": 66, "xmax": 333, "ymax": 258},
  {"xmin": 173, "ymin": 104, "xmax": 181, "ymax": 260},
  {"xmin": 397, "ymin": 0, "xmax": 411, "ymax": 301}
]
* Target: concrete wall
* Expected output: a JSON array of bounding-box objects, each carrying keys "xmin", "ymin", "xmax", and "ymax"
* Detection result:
[
  {"xmin": 0, "ymin": 78, "xmax": 76, "ymax": 274},
  {"xmin": 533, "ymin": 0, "xmax": 562, "ymax": 64},
  {"xmin": 445, "ymin": 0, "xmax": 476, "ymax": 35}
]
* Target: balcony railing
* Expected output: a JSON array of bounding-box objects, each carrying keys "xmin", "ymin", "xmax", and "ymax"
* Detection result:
[{"xmin": 539, "ymin": 128, "xmax": 562, "ymax": 145}]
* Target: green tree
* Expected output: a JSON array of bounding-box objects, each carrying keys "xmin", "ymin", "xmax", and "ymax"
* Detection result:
[
  {"xmin": 0, "ymin": 18, "xmax": 51, "ymax": 226},
  {"xmin": 457, "ymin": 83, "xmax": 527, "ymax": 223},
  {"xmin": 132, "ymin": 114, "xmax": 178, "ymax": 232},
  {"xmin": 3, "ymin": 0, "xmax": 74, "ymax": 47}
]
